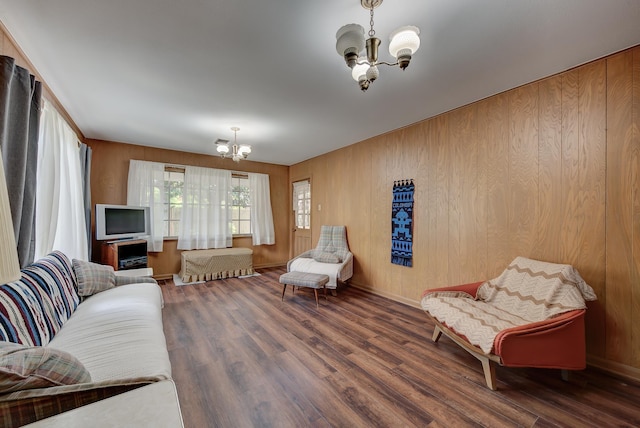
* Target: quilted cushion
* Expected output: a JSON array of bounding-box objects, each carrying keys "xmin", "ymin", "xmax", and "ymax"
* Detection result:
[
  {"xmin": 313, "ymin": 251, "xmax": 341, "ymax": 264},
  {"xmin": 73, "ymin": 259, "xmax": 116, "ymax": 297},
  {"xmin": 0, "ymin": 341, "xmax": 91, "ymax": 394}
]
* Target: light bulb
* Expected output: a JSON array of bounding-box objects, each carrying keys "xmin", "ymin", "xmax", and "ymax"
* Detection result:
[
  {"xmin": 351, "ymin": 58, "xmax": 369, "ymax": 82},
  {"xmin": 389, "ymin": 26, "xmax": 420, "ymax": 58}
]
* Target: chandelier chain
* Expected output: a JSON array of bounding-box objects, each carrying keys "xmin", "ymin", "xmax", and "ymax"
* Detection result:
[{"xmin": 369, "ymin": 7, "xmax": 375, "ymax": 37}]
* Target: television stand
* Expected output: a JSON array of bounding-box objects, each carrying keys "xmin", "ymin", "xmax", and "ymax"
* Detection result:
[{"xmin": 102, "ymin": 239, "xmax": 148, "ymax": 271}]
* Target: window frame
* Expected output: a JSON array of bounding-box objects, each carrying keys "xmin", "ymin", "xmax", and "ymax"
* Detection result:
[
  {"xmin": 163, "ymin": 166, "xmax": 185, "ymax": 240},
  {"xmin": 230, "ymin": 173, "xmax": 252, "ymax": 238}
]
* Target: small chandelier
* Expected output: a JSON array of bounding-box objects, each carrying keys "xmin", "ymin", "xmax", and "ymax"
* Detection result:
[
  {"xmin": 216, "ymin": 127, "xmax": 252, "ymax": 162},
  {"xmin": 336, "ymin": 0, "xmax": 420, "ymax": 91}
]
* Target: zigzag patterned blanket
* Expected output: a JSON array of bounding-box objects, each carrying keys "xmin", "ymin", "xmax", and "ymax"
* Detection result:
[{"xmin": 421, "ymin": 257, "xmax": 597, "ymax": 354}]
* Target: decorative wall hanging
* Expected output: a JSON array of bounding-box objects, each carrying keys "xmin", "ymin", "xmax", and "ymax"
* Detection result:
[{"xmin": 391, "ymin": 179, "xmax": 414, "ymax": 267}]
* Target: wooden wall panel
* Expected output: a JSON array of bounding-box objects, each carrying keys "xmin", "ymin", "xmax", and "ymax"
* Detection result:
[
  {"xmin": 508, "ymin": 83, "xmax": 539, "ymax": 258},
  {"xmin": 606, "ymin": 51, "xmax": 634, "ymax": 365},
  {"xmin": 482, "ymin": 94, "xmax": 510, "ymax": 277},
  {"xmin": 577, "ymin": 61, "xmax": 607, "ymax": 356},
  {"xmin": 633, "ymin": 47, "xmax": 640, "ymax": 369},
  {"xmin": 433, "ymin": 115, "xmax": 450, "ymax": 287}
]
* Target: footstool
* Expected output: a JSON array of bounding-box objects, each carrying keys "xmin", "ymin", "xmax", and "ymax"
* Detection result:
[{"xmin": 279, "ymin": 271, "xmax": 330, "ymax": 308}]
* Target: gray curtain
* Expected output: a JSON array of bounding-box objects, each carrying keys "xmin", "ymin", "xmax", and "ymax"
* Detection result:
[
  {"xmin": 0, "ymin": 55, "xmax": 42, "ymax": 267},
  {"xmin": 79, "ymin": 143, "xmax": 92, "ymax": 259}
]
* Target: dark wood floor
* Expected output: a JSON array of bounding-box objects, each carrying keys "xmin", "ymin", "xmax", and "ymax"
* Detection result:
[{"xmin": 159, "ymin": 267, "xmax": 640, "ymax": 428}]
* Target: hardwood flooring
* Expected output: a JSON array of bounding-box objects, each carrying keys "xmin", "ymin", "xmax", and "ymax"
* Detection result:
[{"xmin": 159, "ymin": 267, "xmax": 640, "ymax": 428}]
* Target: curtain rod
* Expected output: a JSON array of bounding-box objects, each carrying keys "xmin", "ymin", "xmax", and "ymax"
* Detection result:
[{"xmin": 164, "ymin": 163, "xmax": 249, "ymax": 176}]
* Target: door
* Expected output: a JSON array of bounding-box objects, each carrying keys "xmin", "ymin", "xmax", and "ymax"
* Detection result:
[{"xmin": 292, "ymin": 179, "xmax": 312, "ymax": 256}]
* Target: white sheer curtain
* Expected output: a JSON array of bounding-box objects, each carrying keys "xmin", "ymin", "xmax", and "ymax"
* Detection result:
[
  {"xmin": 249, "ymin": 173, "xmax": 275, "ymax": 245},
  {"xmin": 177, "ymin": 166, "xmax": 232, "ymax": 250},
  {"xmin": 127, "ymin": 160, "xmax": 165, "ymax": 252},
  {"xmin": 35, "ymin": 100, "xmax": 88, "ymax": 261}
]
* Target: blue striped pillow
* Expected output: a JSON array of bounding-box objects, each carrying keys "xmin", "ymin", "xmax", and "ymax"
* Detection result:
[
  {"xmin": 0, "ymin": 279, "xmax": 50, "ymax": 346},
  {"xmin": 0, "ymin": 252, "xmax": 80, "ymax": 346},
  {"xmin": 21, "ymin": 252, "xmax": 80, "ymax": 333}
]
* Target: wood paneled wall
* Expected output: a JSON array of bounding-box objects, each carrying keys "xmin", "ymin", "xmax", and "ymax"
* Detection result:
[
  {"xmin": 290, "ymin": 46, "xmax": 640, "ymax": 379},
  {"xmin": 87, "ymin": 139, "xmax": 290, "ymax": 278}
]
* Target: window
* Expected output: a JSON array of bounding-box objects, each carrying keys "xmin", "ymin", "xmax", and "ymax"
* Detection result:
[
  {"xmin": 163, "ymin": 168, "xmax": 184, "ymax": 238},
  {"xmin": 293, "ymin": 180, "xmax": 311, "ymax": 230},
  {"xmin": 231, "ymin": 174, "xmax": 251, "ymax": 235},
  {"xmin": 161, "ymin": 168, "xmax": 253, "ymax": 238}
]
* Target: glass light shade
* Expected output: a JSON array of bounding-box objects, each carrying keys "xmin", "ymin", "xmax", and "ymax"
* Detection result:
[
  {"xmin": 0, "ymin": 149, "xmax": 20, "ymax": 284},
  {"xmin": 351, "ymin": 58, "xmax": 369, "ymax": 82},
  {"xmin": 238, "ymin": 145, "xmax": 252, "ymax": 156},
  {"xmin": 336, "ymin": 24, "xmax": 365, "ymax": 56},
  {"xmin": 216, "ymin": 144, "xmax": 229, "ymax": 155},
  {"xmin": 388, "ymin": 25, "xmax": 421, "ymax": 58},
  {"xmin": 366, "ymin": 65, "xmax": 379, "ymax": 81}
]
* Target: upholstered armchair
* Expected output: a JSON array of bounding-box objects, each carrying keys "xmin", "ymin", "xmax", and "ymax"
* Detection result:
[{"xmin": 287, "ymin": 225, "xmax": 353, "ymax": 293}]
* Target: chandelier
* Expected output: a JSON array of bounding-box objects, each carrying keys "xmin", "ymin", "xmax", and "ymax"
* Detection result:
[
  {"xmin": 336, "ymin": 0, "xmax": 420, "ymax": 91},
  {"xmin": 215, "ymin": 127, "xmax": 252, "ymax": 162}
]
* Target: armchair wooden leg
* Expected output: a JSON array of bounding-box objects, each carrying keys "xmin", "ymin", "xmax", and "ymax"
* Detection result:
[
  {"xmin": 561, "ymin": 369, "xmax": 570, "ymax": 382},
  {"xmin": 281, "ymin": 284, "xmax": 287, "ymax": 301},
  {"xmin": 432, "ymin": 325, "xmax": 443, "ymax": 343},
  {"xmin": 480, "ymin": 357, "xmax": 497, "ymax": 391}
]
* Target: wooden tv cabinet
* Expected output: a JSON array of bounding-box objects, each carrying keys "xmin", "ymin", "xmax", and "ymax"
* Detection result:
[{"xmin": 102, "ymin": 239, "xmax": 148, "ymax": 271}]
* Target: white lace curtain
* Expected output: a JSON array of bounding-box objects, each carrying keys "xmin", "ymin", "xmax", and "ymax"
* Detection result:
[
  {"xmin": 177, "ymin": 166, "xmax": 232, "ymax": 250},
  {"xmin": 127, "ymin": 160, "xmax": 165, "ymax": 252},
  {"xmin": 35, "ymin": 100, "xmax": 88, "ymax": 261},
  {"xmin": 248, "ymin": 173, "xmax": 275, "ymax": 246}
]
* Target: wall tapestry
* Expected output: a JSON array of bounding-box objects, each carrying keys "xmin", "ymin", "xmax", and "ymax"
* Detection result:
[{"xmin": 391, "ymin": 179, "xmax": 414, "ymax": 267}]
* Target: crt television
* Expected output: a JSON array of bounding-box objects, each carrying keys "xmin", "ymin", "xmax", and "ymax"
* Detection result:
[{"xmin": 95, "ymin": 204, "xmax": 150, "ymax": 241}]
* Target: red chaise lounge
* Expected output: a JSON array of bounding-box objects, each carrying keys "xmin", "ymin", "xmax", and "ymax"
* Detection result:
[{"xmin": 420, "ymin": 257, "xmax": 597, "ymax": 390}]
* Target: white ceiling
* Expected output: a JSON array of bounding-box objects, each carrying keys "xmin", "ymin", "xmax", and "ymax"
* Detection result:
[{"xmin": 1, "ymin": 1, "xmax": 640, "ymax": 166}]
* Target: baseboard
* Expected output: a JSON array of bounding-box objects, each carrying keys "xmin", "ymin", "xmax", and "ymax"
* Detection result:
[
  {"xmin": 587, "ymin": 355, "xmax": 640, "ymax": 384},
  {"xmin": 253, "ymin": 262, "xmax": 287, "ymax": 269},
  {"xmin": 350, "ymin": 282, "xmax": 421, "ymax": 309}
]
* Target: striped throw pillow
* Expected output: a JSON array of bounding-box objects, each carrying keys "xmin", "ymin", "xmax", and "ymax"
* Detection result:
[
  {"xmin": 20, "ymin": 252, "xmax": 80, "ymax": 336},
  {"xmin": 0, "ymin": 279, "xmax": 50, "ymax": 346}
]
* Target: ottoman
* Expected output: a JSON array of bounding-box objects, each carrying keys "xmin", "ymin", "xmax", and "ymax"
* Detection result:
[{"xmin": 279, "ymin": 271, "xmax": 330, "ymax": 308}]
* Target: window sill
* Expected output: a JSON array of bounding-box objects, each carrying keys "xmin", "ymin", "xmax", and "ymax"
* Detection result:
[{"xmin": 163, "ymin": 235, "xmax": 252, "ymax": 241}]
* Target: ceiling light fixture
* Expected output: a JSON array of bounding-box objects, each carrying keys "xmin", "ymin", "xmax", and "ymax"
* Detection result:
[
  {"xmin": 216, "ymin": 127, "xmax": 251, "ymax": 162},
  {"xmin": 336, "ymin": 0, "xmax": 420, "ymax": 91}
]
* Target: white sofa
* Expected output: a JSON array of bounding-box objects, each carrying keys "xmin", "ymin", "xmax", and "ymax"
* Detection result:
[{"xmin": 0, "ymin": 251, "xmax": 172, "ymax": 427}]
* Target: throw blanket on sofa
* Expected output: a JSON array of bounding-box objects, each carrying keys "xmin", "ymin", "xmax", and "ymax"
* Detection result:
[{"xmin": 421, "ymin": 257, "xmax": 597, "ymax": 353}]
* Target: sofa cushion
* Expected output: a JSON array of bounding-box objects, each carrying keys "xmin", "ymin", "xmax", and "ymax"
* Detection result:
[
  {"xmin": 22, "ymin": 252, "xmax": 80, "ymax": 332},
  {"xmin": 72, "ymin": 259, "xmax": 116, "ymax": 297},
  {"xmin": 0, "ymin": 342, "xmax": 91, "ymax": 394},
  {"xmin": 0, "ymin": 279, "xmax": 51, "ymax": 346},
  {"xmin": 312, "ymin": 251, "xmax": 341, "ymax": 264},
  {"xmin": 0, "ymin": 252, "xmax": 80, "ymax": 346},
  {"xmin": 48, "ymin": 282, "xmax": 171, "ymax": 383}
]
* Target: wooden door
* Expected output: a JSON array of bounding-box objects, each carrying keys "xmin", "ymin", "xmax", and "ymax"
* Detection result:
[{"xmin": 292, "ymin": 179, "xmax": 312, "ymax": 256}]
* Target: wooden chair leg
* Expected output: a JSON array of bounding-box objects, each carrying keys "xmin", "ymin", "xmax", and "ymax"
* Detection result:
[
  {"xmin": 432, "ymin": 325, "xmax": 443, "ymax": 343},
  {"xmin": 314, "ymin": 289, "xmax": 319, "ymax": 308},
  {"xmin": 480, "ymin": 357, "xmax": 497, "ymax": 390},
  {"xmin": 561, "ymin": 369, "xmax": 570, "ymax": 382},
  {"xmin": 323, "ymin": 286, "xmax": 328, "ymax": 301},
  {"xmin": 281, "ymin": 284, "xmax": 287, "ymax": 301}
]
